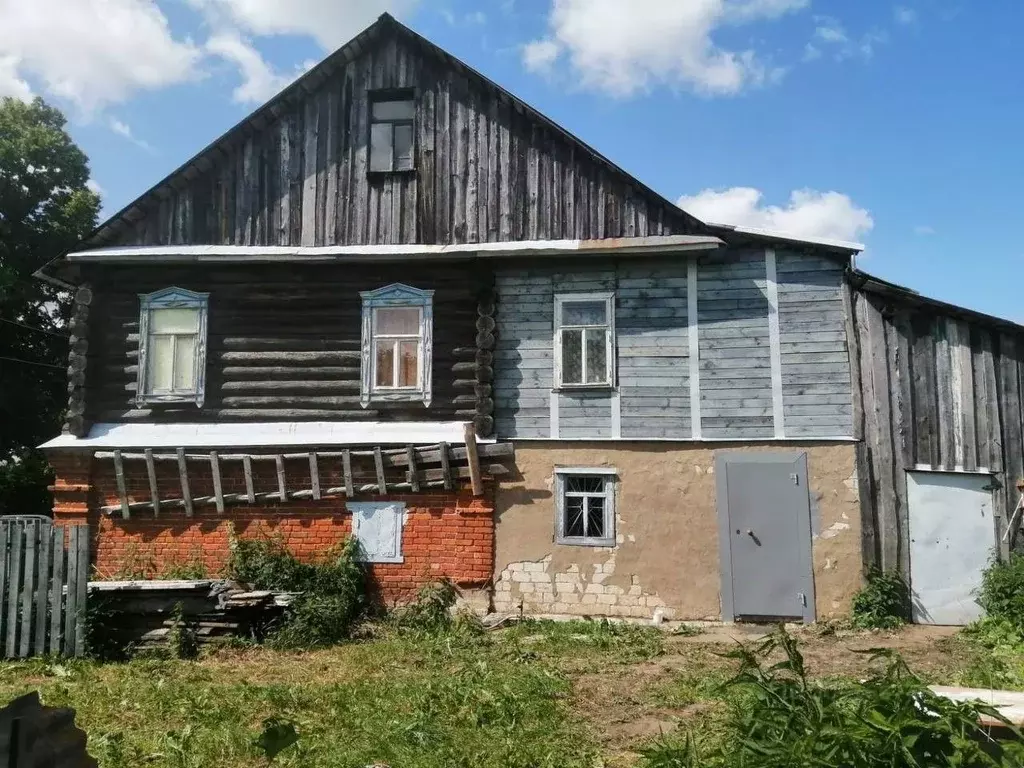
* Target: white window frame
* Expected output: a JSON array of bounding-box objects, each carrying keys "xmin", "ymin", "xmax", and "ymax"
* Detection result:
[
  {"xmin": 554, "ymin": 292, "xmax": 616, "ymax": 389},
  {"xmin": 555, "ymin": 467, "xmax": 617, "ymax": 547},
  {"xmin": 349, "ymin": 501, "xmax": 407, "ymax": 564},
  {"xmin": 360, "ymin": 283, "xmax": 434, "ymax": 407},
  {"xmin": 136, "ymin": 287, "xmax": 209, "ymax": 408}
]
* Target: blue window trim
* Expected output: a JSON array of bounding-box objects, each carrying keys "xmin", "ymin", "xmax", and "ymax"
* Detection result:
[
  {"xmin": 136, "ymin": 287, "xmax": 209, "ymax": 408},
  {"xmin": 359, "ymin": 283, "xmax": 434, "ymax": 408}
]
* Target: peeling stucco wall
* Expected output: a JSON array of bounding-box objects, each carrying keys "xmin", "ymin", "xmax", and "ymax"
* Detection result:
[{"xmin": 494, "ymin": 442, "xmax": 862, "ymax": 621}]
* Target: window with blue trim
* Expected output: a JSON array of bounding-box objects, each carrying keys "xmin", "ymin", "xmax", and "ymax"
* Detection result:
[
  {"xmin": 360, "ymin": 283, "xmax": 434, "ymax": 407},
  {"xmin": 137, "ymin": 287, "xmax": 209, "ymax": 407}
]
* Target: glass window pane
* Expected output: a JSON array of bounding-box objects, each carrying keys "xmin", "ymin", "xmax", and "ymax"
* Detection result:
[
  {"xmin": 376, "ymin": 307, "xmax": 420, "ymax": 335},
  {"xmin": 394, "ymin": 124, "xmax": 414, "ymax": 170},
  {"xmin": 173, "ymin": 335, "xmax": 197, "ymax": 390},
  {"xmin": 567, "ymin": 475, "xmax": 604, "ymax": 494},
  {"xmin": 148, "ymin": 335, "xmax": 174, "ymax": 391},
  {"xmin": 585, "ymin": 328, "xmax": 608, "ymax": 383},
  {"xmin": 561, "ymin": 329, "xmax": 583, "ymax": 385},
  {"xmin": 375, "ymin": 341, "xmax": 395, "ymax": 387},
  {"xmin": 564, "ymin": 496, "xmax": 585, "ymax": 538},
  {"xmin": 586, "ymin": 496, "xmax": 606, "ymax": 538},
  {"xmin": 562, "ymin": 300, "xmax": 606, "ymax": 326},
  {"xmin": 369, "ymin": 122, "xmax": 393, "ymax": 172},
  {"xmin": 398, "ymin": 340, "xmax": 419, "ymax": 387},
  {"xmin": 372, "ymin": 99, "xmax": 415, "ymax": 121},
  {"xmin": 151, "ymin": 308, "xmax": 199, "ymax": 334}
]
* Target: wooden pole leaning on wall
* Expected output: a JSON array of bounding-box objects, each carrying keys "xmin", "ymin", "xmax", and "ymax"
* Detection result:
[{"xmin": 464, "ymin": 422, "xmax": 484, "ymax": 497}]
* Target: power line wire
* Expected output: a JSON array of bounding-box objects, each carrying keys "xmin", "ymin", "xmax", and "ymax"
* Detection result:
[
  {"xmin": 0, "ymin": 318, "xmax": 69, "ymax": 338},
  {"xmin": 0, "ymin": 356, "xmax": 65, "ymax": 371}
]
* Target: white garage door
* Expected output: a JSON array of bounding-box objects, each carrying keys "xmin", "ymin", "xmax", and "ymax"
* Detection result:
[{"xmin": 908, "ymin": 471, "xmax": 995, "ymax": 626}]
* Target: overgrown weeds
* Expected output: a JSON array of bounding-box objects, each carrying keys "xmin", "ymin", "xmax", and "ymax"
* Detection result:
[
  {"xmin": 851, "ymin": 568, "xmax": 911, "ymax": 629},
  {"xmin": 641, "ymin": 626, "xmax": 1024, "ymax": 768},
  {"xmin": 977, "ymin": 555, "xmax": 1024, "ymax": 633},
  {"xmin": 227, "ymin": 535, "xmax": 366, "ymax": 649}
]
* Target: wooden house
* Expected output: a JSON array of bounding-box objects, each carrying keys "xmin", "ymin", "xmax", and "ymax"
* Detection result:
[{"xmin": 37, "ymin": 14, "xmax": 1024, "ymax": 623}]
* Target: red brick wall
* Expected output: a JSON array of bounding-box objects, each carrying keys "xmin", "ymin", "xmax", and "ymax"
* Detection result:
[{"xmin": 48, "ymin": 451, "xmax": 494, "ymax": 604}]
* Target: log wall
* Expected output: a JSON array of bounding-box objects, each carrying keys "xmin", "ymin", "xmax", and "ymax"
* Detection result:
[{"xmin": 81, "ymin": 263, "xmax": 495, "ymax": 433}]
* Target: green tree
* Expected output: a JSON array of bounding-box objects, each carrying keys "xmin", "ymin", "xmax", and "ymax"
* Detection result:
[{"xmin": 0, "ymin": 97, "xmax": 100, "ymax": 515}]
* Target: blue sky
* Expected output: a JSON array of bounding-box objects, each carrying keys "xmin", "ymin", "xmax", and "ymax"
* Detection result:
[{"xmin": 3, "ymin": 0, "xmax": 1021, "ymax": 320}]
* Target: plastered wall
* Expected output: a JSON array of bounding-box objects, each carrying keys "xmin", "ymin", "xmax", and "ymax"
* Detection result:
[{"xmin": 494, "ymin": 442, "xmax": 862, "ymax": 621}]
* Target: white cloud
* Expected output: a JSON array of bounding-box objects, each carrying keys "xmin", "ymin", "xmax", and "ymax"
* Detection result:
[
  {"xmin": 914, "ymin": 225, "xmax": 935, "ymax": 236},
  {"xmin": 522, "ymin": 40, "xmax": 561, "ymax": 73},
  {"xmin": 522, "ymin": 0, "xmax": 808, "ymax": 97},
  {"xmin": 206, "ymin": 32, "xmax": 301, "ymax": 105},
  {"xmin": 0, "ymin": 0, "xmax": 201, "ymax": 112},
  {"xmin": 187, "ymin": 0, "xmax": 420, "ymax": 50},
  {"xmin": 678, "ymin": 187, "xmax": 874, "ymax": 243},
  {"xmin": 811, "ymin": 15, "xmax": 888, "ymax": 61},
  {"xmin": 109, "ymin": 117, "xmax": 155, "ymax": 153},
  {"xmin": 86, "ymin": 179, "xmax": 104, "ymax": 196},
  {"xmin": 0, "ymin": 55, "xmax": 32, "ymax": 101},
  {"xmin": 814, "ymin": 19, "xmax": 849, "ymax": 44},
  {"xmin": 894, "ymin": 6, "xmax": 918, "ymax": 25}
]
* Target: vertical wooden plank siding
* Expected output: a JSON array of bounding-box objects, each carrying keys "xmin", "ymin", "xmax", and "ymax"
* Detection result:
[
  {"xmin": 18, "ymin": 521, "xmax": 37, "ymax": 658},
  {"xmin": 6, "ymin": 523, "xmax": 22, "ymax": 657},
  {"xmin": 48, "ymin": 526, "xmax": 65, "ymax": 656},
  {"xmin": 852, "ymin": 281, "xmax": 1024, "ymax": 574},
  {"xmin": 765, "ymin": 248, "xmax": 785, "ymax": 438},
  {"xmin": 74, "ymin": 527, "xmax": 88, "ymax": 657},
  {"xmin": 102, "ymin": 32, "xmax": 698, "ymax": 251},
  {"xmin": 0, "ymin": 524, "xmax": 8, "ymax": 651},
  {"xmin": 33, "ymin": 526, "xmax": 52, "ymax": 656},
  {"xmin": 63, "ymin": 528, "xmax": 80, "ymax": 658},
  {"xmin": 688, "ymin": 257, "xmax": 701, "ymax": 439}
]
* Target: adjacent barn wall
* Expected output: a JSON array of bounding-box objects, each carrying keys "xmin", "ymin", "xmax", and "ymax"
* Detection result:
[
  {"xmin": 82, "ymin": 263, "xmax": 495, "ymax": 433},
  {"xmin": 105, "ymin": 30, "xmax": 696, "ymax": 250},
  {"xmin": 848, "ymin": 286, "xmax": 1024, "ymax": 575},
  {"xmin": 494, "ymin": 248, "xmax": 853, "ymax": 441}
]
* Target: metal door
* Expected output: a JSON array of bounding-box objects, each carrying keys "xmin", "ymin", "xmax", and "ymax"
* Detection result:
[
  {"xmin": 908, "ymin": 471, "xmax": 995, "ymax": 626},
  {"xmin": 716, "ymin": 453, "xmax": 815, "ymax": 622}
]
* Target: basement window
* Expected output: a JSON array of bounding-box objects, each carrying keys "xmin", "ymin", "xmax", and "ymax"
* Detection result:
[
  {"xmin": 360, "ymin": 283, "xmax": 434, "ymax": 407},
  {"xmin": 555, "ymin": 468, "xmax": 617, "ymax": 547},
  {"xmin": 349, "ymin": 501, "xmax": 406, "ymax": 563},
  {"xmin": 369, "ymin": 91, "xmax": 415, "ymax": 173},
  {"xmin": 554, "ymin": 293, "xmax": 615, "ymax": 388},
  {"xmin": 136, "ymin": 287, "xmax": 209, "ymax": 408}
]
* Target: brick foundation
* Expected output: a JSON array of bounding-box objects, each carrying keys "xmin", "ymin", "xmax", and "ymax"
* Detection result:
[{"xmin": 47, "ymin": 450, "xmax": 495, "ymax": 605}]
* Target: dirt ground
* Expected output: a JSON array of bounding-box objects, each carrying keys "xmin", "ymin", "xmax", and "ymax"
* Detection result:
[{"xmin": 566, "ymin": 624, "xmax": 967, "ymax": 766}]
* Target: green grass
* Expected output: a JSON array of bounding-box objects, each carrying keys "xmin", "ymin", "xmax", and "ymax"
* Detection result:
[
  {"xmin": 1, "ymin": 621, "xmax": 1019, "ymax": 768},
  {"xmin": 0, "ymin": 622, "xmax": 662, "ymax": 768}
]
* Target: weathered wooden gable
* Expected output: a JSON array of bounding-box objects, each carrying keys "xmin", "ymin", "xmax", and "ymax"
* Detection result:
[{"xmin": 93, "ymin": 17, "xmax": 701, "ymax": 250}]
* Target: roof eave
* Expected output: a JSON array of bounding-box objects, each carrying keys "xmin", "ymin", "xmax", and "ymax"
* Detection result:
[{"xmin": 709, "ymin": 223, "xmax": 865, "ymax": 254}]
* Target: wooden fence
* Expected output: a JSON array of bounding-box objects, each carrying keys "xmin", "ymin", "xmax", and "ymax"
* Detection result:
[{"xmin": 0, "ymin": 518, "xmax": 89, "ymax": 659}]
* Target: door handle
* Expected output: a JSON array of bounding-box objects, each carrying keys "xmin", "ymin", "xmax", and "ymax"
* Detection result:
[{"xmin": 745, "ymin": 529, "xmax": 762, "ymax": 547}]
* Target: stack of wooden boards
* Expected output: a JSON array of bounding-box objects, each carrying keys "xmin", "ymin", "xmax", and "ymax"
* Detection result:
[{"xmin": 89, "ymin": 580, "xmax": 293, "ymax": 650}]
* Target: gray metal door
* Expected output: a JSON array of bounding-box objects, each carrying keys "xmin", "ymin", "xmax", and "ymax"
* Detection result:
[{"xmin": 716, "ymin": 453, "xmax": 815, "ymax": 623}]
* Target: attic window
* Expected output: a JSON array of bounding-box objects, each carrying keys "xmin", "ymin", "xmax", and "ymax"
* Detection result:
[{"xmin": 369, "ymin": 91, "xmax": 415, "ymax": 173}]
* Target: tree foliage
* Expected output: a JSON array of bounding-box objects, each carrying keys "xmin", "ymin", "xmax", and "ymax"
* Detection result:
[{"xmin": 0, "ymin": 97, "xmax": 99, "ymax": 515}]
